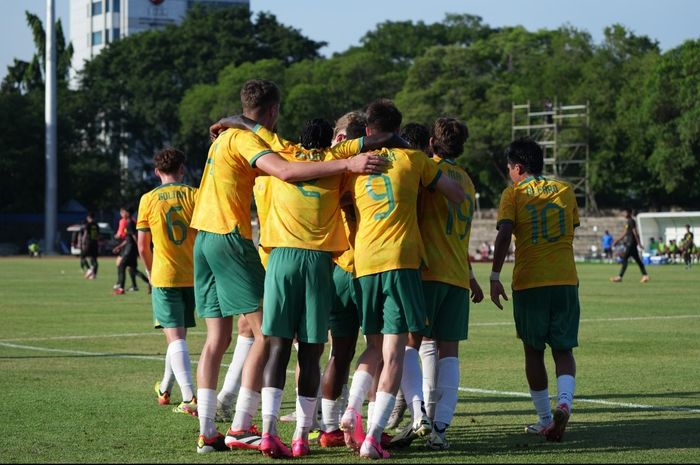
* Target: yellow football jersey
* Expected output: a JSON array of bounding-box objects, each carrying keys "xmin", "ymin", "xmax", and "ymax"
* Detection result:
[
  {"xmin": 421, "ymin": 157, "xmax": 476, "ymax": 289},
  {"xmin": 351, "ymin": 148, "xmax": 441, "ymax": 278},
  {"xmin": 254, "ymin": 176, "xmax": 272, "ymax": 268},
  {"xmin": 136, "ymin": 183, "xmax": 198, "ymax": 287},
  {"xmin": 334, "ymin": 203, "xmax": 357, "ymax": 273},
  {"xmin": 497, "ymin": 175, "xmax": 580, "ymax": 290},
  {"xmin": 190, "ymin": 129, "xmax": 273, "ymax": 238},
  {"xmin": 254, "ymin": 126, "xmax": 363, "ymax": 251}
]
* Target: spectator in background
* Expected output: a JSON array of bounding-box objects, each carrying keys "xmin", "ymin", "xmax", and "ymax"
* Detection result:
[
  {"xmin": 647, "ymin": 237, "xmax": 659, "ymax": 256},
  {"xmin": 668, "ymin": 240, "xmax": 680, "ymax": 262},
  {"xmin": 657, "ymin": 238, "xmax": 667, "ymax": 258},
  {"xmin": 601, "ymin": 230, "xmax": 614, "ymax": 263}
]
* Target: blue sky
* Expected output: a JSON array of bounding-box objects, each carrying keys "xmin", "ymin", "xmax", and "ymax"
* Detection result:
[{"xmin": 2, "ymin": 0, "xmax": 699, "ymax": 81}]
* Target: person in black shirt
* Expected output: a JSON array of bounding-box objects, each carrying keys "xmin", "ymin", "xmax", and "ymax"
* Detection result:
[
  {"xmin": 610, "ymin": 208, "xmax": 649, "ymax": 283},
  {"xmin": 83, "ymin": 212, "xmax": 100, "ymax": 279},
  {"xmin": 682, "ymin": 224, "xmax": 695, "ymax": 270},
  {"xmin": 112, "ymin": 207, "xmax": 150, "ymax": 294}
]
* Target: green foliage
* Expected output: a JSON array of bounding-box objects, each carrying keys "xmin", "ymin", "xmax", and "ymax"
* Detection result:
[{"xmin": 3, "ymin": 9, "xmax": 700, "ymax": 212}]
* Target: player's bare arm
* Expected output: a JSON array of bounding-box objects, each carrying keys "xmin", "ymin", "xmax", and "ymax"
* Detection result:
[
  {"xmin": 435, "ymin": 175, "xmax": 467, "ymax": 204},
  {"xmin": 255, "ymin": 151, "xmax": 388, "ymax": 183},
  {"xmin": 137, "ymin": 230, "xmax": 153, "ymax": 276},
  {"xmin": 490, "ymin": 222, "xmax": 513, "ymax": 310},
  {"xmin": 468, "ymin": 256, "xmax": 484, "ymax": 304}
]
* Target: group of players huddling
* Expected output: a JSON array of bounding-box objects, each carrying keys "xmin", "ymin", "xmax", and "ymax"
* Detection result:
[{"xmin": 135, "ymin": 79, "xmax": 581, "ymax": 459}]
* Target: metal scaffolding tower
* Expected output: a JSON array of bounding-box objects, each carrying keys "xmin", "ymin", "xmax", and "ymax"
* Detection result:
[{"xmin": 512, "ymin": 100, "xmax": 597, "ymax": 213}]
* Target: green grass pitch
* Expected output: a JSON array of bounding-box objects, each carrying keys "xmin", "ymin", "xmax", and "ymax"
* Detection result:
[{"xmin": 0, "ymin": 257, "xmax": 698, "ymax": 463}]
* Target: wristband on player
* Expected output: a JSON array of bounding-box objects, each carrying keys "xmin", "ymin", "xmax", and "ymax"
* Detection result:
[{"xmin": 490, "ymin": 271, "xmax": 500, "ymax": 281}]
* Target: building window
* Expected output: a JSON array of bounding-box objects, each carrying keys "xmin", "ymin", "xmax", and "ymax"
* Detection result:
[
  {"xmin": 113, "ymin": 0, "xmax": 120, "ymax": 13},
  {"xmin": 91, "ymin": 1, "xmax": 102, "ymax": 16},
  {"xmin": 92, "ymin": 31, "xmax": 103, "ymax": 46},
  {"xmin": 106, "ymin": 0, "xmax": 109, "ymax": 12},
  {"xmin": 113, "ymin": 28, "xmax": 121, "ymax": 41}
]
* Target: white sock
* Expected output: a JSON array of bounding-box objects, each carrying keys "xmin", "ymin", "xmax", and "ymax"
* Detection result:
[
  {"xmin": 434, "ymin": 357, "xmax": 459, "ymax": 428},
  {"xmin": 160, "ymin": 350, "xmax": 174, "ymax": 393},
  {"xmin": 294, "ymin": 395, "xmax": 317, "ymax": 440},
  {"xmin": 261, "ymin": 387, "xmax": 283, "ymax": 434},
  {"xmin": 419, "ymin": 340, "xmax": 438, "ymax": 418},
  {"xmin": 322, "ymin": 398, "xmax": 341, "ymax": 432},
  {"xmin": 167, "ymin": 339, "xmax": 194, "ymax": 401},
  {"xmin": 218, "ymin": 336, "xmax": 254, "ymax": 407},
  {"xmin": 368, "ymin": 391, "xmax": 395, "ymax": 442},
  {"xmin": 530, "ymin": 387, "xmax": 552, "ymax": 424},
  {"xmin": 232, "ymin": 387, "xmax": 260, "ymax": 431},
  {"xmin": 400, "ymin": 347, "xmax": 424, "ymax": 421},
  {"xmin": 367, "ymin": 401, "xmax": 376, "ymax": 426},
  {"xmin": 197, "ymin": 388, "xmax": 218, "ymax": 438},
  {"xmin": 347, "ymin": 370, "xmax": 373, "ymax": 414},
  {"xmin": 557, "ymin": 375, "xmax": 576, "ymax": 410}
]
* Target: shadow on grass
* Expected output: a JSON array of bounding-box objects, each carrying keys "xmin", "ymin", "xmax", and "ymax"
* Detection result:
[{"xmin": 386, "ymin": 417, "xmax": 700, "ymax": 461}]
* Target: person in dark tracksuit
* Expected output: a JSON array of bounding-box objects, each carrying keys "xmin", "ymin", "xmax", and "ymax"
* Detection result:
[{"xmin": 610, "ymin": 208, "xmax": 649, "ymax": 283}]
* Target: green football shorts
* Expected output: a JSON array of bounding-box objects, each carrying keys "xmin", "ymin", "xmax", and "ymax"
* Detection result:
[
  {"xmin": 152, "ymin": 287, "xmax": 196, "ymax": 329},
  {"xmin": 194, "ymin": 229, "xmax": 265, "ymax": 319},
  {"xmin": 357, "ymin": 269, "xmax": 427, "ymax": 335},
  {"xmin": 262, "ymin": 247, "xmax": 333, "ymax": 344},
  {"xmin": 512, "ymin": 285, "xmax": 580, "ymax": 351},
  {"xmin": 422, "ymin": 281, "xmax": 470, "ymax": 341},
  {"xmin": 329, "ymin": 265, "xmax": 360, "ymax": 338}
]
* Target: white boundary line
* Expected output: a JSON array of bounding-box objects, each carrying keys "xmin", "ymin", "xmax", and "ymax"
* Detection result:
[
  {"xmin": 472, "ymin": 314, "xmax": 700, "ymax": 327},
  {"xmin": 1, "ymin": 341, "xmax": 698, "ymax": 414},
  {"xmin": 0, "ymin": 314, "xmax": 697, "ymax": 343}
]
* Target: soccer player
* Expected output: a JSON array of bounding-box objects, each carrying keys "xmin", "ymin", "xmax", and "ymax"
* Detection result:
[
  {"xmin": 399, "ymin": 123, "xmax": 431, "ymax": 155},
  {"xmin": 112, "ymin": 207, "xmax": 150, "ymax": 294},
  {"xmin": 318, "ymin": 111, "xmax": 368, "ymax": 448},
  {"xmin": 136, "ymin": 148, "xmax": 198, "ymax": 415},
  {"xmin": 610, "ymin": 208, "xmax": 650, "ymax": 283},
  {"xmin": 490, "ymin": 138, "xmax": 580, "ymax": 442},
  {"xmin": 417, "ymin": 118, "xmax": 484, "ymax": 450},
  {"xmin": 191, "ymin": 79, "xmax": 388, "ymax": 454},
  {"xmin": 341, "ymin": 99, "xmax": 466, "ymax": 459},
  {"xmin": 82, "ymin": 212, "xmax": 100, "ymax": 279},
  {"xmin": 681, "ymin": 224, "xmax": 695, "ymax": 269}
]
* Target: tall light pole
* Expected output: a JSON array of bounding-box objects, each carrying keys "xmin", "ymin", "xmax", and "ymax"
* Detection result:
[{"xmin": 44, "ymin": 0, "xmax": 57, "ymax": 254}]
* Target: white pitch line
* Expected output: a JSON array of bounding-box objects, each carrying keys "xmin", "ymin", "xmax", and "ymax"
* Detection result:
[
  {"xmin": 1, "ymin": 314, "xmax": 698, "ymax": 342},
  {"xmin": 1, "ymin": 341, "xmax": 698, "ymax": 414},
  {"xmin": 458, "ymin": 387, "xmax": 700, "ymax": 413},
  {"xmin": 471, "ymin": 314, "xmax": 700, "ymax": 327},
  {"xmin": 0, "ymin": 331, "xmax": 208, "ymax": 343}
]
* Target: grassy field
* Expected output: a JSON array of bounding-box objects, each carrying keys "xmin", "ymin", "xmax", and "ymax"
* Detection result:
[{"xmin": 0, "ymin": 257, "xmax": 698, "ymax": 463}]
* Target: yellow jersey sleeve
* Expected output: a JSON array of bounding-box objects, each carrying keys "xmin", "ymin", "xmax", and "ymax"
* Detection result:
[
  {"xmin": 420, "ymin": 158, "xmax": 475, "ymax": 289},
  {"xmin": 253, "ymin": 124, "xmax": 296, "ymax": 152},
  {"xmin": 190, "ymin": 129, "xmax": 272, "ymax": 237},
  {"xmin": 136, "ymin": 195, "xmax": 151, "ymax": 231},
  {"xmin": 497, "ymin": 186, "xmax": 516, "ymax": 228},
  {"xmin": 140, "ymin": 183, "xmax": 198, "ymax": 287},
  {"xmin": 501, "ymin": 176, "xmax": 578, "ymax": 290},
  {"xmin": 327, "ymin": 138, "xmax": 364, "ymax": 159},
  {"xmin": 420, "ymin": 156, "xmax": 442, "ymax": 188}
]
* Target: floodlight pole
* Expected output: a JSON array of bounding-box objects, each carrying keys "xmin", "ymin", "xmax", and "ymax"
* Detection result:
[{"xmin": 44, "ymin": 0, "xmax": 57, "ymax": 254}]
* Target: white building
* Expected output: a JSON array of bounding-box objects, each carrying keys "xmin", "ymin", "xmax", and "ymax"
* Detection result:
[{"xmin": 70, "ymin": 0, "xmax": 249, "ymax": 83}]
